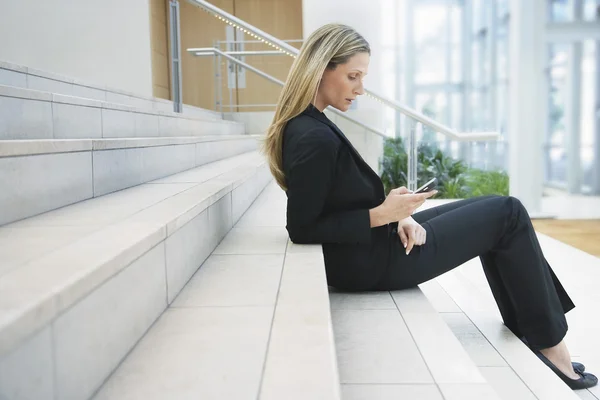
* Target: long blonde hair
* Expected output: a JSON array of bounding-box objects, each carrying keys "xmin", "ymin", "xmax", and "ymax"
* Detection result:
[{"xmin": 261, "ymin": 24, "xmax": 370, "ymax": 191}]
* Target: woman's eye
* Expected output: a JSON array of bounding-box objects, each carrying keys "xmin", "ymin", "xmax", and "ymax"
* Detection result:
[{"xmin": 349, "ymin": 76, "xmax": 357, "ymax": 81}]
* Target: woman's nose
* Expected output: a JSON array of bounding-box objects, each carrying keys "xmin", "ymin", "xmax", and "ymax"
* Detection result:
[{"xmin": 355, "ymin": 83, "xmax": 365, "ymax": 96}]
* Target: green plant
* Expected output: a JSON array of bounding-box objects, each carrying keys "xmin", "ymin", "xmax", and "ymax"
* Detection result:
[
  {"xmin": 465, "ymin": 168, "xmax": 510, "ymax": 197},
  {"xmin": 379, "ymin": 137, "xmax": 509, "ymax": 198}
]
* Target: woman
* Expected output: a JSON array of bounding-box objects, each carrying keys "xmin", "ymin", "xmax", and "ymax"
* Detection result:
[{"xmin": 262, "ymin": 23, "xmax": 597, "ymax": 390}]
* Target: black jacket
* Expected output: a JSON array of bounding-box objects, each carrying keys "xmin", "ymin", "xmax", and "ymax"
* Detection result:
[{"xmin": 282, "ymin": 105, "xmax": 394, "ymax": 290}]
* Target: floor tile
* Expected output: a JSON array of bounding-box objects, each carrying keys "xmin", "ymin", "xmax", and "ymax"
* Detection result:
[
  {"xmin": 213, "ymin": 227, "xmax": 289, "ymax": 255},
  {"xmin": 329, "ymin": 291, "xmax": 396, "ymax": 310},
  {"xmin": 332, "ymin": 309, "xmax": 433, "ymax": 384},
  {"xmin": 441, "ymin": 312, "xmax": 507, "ymax": 367},
  {"xmin": 401, "ymin": 312, "xmax": 485, "ymax": 384},
  {"xmin": 93, "ymin": 307, "xmax": 273, "ymax": 400},
  {"xmin": 172, "ymin": 254, "xmax": 284, "ymax": 307},
  {"xmin": 419, "ymin": 280, "xmax": 462, "ymax": 313},
  {"xmin": 341, "ymin": 384, "xmax": 443, "ymax": 400},
  {"xmin": 480, "ymin": 366, "xmax": 537, "ymax": 400},
  {"xmin": 438, "ymin": 383, "xmax": 502, "ymax": 399}
]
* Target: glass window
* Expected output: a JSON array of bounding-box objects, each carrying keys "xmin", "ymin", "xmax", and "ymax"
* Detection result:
[
  {"xmin": 584, "ymin": 0, "xmax": 600, "ymax": 20},
  {"xmin": 581, "ymin": 40, "xmax": 597, "ymax": 189},
  {"xmin": 550, "ymin": 0, "xmax": 574, "ymax": 22},
  {"xmin": 547, "ymin": 44, "xmax": 569, "ymax": 183},
  {"xmin": 416, "ymin": 91, "xmax": 449, "ymax": 144},
  {"xmin": 415, "ymin": 45, "xmax": 448, "ymax": 83}
]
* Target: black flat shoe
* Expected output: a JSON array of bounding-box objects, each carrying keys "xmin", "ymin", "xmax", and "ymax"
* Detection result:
[
  {"xmin": 536, "ymin": 352, "xmax": 598, "ymax": 390},
  {"xmin": 573, "ymin": 361, "xmax": 585, "ymax": 374},
  {"xmin": 520, "ymin": 338, "xmax": 586, "ymax": 374}
]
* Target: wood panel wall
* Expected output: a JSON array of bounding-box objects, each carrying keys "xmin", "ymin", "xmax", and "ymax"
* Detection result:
[
  {"xmin": 149, "ymin": 0, "xmax": 302, "ymax": 110},
  {"xmin": 234, "ymin": 0, "xmax": 303, "ymax": 112},
  {"xmin": 149, "ymin": 0, "xmax": 171, "ymax": 99}
]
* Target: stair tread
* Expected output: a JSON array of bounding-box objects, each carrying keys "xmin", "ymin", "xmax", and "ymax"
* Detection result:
[
  {"xmin": 0, "ymin": 151, "xmax": 264, "ymax": 355},
  {"xmin": 0, "ymin": 135, "xmax": 260, "ymax": 157},
  {"xmin": 330, "ymin": 286, "xmax": 502, "ymax": 398},
  {"xmin": 93, "ymin": 183, "xmax": 342, "ymax": 400}
]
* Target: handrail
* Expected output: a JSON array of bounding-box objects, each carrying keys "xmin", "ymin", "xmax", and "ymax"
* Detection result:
[
  {"xmin": 196, "ymin": 50, "xmax": 288, "ymax": 57},
  {"xmin": 189, "ymin": 47, "xmax": 389, "ymax": 138},
  {"xmin": 187, "ymin": 0, "xmax": 500, "ymax": 142}
]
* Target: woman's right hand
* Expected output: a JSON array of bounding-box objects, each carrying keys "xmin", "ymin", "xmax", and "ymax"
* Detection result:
[{"xmin": 380, "ymin": 186, "xmax": 437, "ymax": 223}]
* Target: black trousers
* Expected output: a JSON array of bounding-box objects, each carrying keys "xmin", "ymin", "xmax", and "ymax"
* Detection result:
[{"xmin": 374, "ymin": 195, "xmax": 575, "ymax": 350}]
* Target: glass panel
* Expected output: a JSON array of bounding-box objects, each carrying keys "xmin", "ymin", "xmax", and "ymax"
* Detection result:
[
  {"xmin": 551, "ymin": 0, "xmax": 598, "ymax": 21},
  {"xmin": 415, "ymin": 45, "xmax": 448, "ymax": 83},
  {"xmin": 547, "ymin": 44, "xmax": 570, "ymax": 183},
  {"xmin": 415, "ymin": 92, "xmax": 449, "ymax": 145},
  {"xmin": 582, "ymin": 39, "xmax": 597, "ymax": 189},
  {"xmin": 584, "ymin": 0, "xmax": 599, "ymax": 20},
  {"xmin": 550, "ymin": 0, "xmax": 574, "ymax": 22},
  {"xmin": 414, "ymin": 3, "xmax": 449, "ymax": 84}
]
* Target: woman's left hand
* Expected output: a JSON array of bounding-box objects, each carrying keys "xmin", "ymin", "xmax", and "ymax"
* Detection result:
[{"xmin": 398, "ymin": 217, "xmax": 426, "ymax": 255}]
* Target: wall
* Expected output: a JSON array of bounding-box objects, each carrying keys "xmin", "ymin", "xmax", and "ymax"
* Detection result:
[
  {"xmin": 234, "ymin": 0, "xmax": 302, "ymax": 111},
  {"xmin": 179, "ymin": 0, "xmax": 237, "ymax": 111},
  {"xmin": 303, "ymin": 0, "xmax": 388, "ymax": 173},
  {"xmin": 172, "ymin": 0, "xmax": 301, "ymax": 110},
  {"xmin": 149, "ymin": 0, "xmax": 171, "ymax": 99},
  {"xmin": 303, "ymin": 0, "xmax": 386, "ymax": 94},
  {"xmin": 224, "ymin": 111, "xmax": 275, "ymax": 136},
  {"xmin": 0, "ymin": 0, "xmax": 153, "ymax": 96}
]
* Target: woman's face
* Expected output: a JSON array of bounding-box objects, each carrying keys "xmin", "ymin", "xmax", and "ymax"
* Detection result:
[{"xmin": 316, "ymin": 52, "xmax": 369, "ymax": 112}]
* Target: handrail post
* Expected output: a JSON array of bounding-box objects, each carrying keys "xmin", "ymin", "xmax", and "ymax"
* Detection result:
[
  {"xmin": 407, "ymin": 120, "xmax": 418, "ymax": 192},
  {"xmin": 169, "ymin": 0, "xmax": 183, "ymax": 113}
]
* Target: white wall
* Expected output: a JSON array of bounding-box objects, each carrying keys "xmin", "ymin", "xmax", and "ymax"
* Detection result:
[
  {"xmin": 303, "ymin": 0, "xmax": 387, "ymax": 94},
  {"xmin": 0, "ymin": 0, "xmax": 153, "ymax": 96},
  {"xmin": 303, "ymin": 0, "xmax": 388, "ymax": 173},
  {"xmin": 224, "ymin": 112, "xmax": 275, "ymax": 136}
]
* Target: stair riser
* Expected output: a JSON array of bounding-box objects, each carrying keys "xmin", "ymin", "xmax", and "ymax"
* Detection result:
[
  {"xmin": 0, "ymin": 92, "xmax": 242, "ymax": 140},
  {"xmin": 0, "ymin": 61, "xmax": 221, "ymax": 119},
  {"xmin": 0, "ymin": 139, "xmax": 258, "ymax": 226},
  {"xmin": 0, "ymin": 164, "xmax": 272, "ymax": 400}
]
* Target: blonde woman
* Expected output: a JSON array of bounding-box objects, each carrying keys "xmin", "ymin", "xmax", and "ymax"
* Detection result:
[{"xmin": 262, "ymin": 23, "xmax": 596, "ymax": 390}]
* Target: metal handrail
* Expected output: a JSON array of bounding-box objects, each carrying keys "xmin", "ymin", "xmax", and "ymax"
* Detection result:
[
  {"xmin": 189, "ymin": 47, "xmax": 388, "ymax": 138},
  {"xmin": 187, "ymin": 0, "xmax": 500, "ymax": 142}
]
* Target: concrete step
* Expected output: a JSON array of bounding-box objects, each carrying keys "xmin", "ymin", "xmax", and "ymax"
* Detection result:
[
  {"xmin": 0, "ymin": 135, "xmax": 260, "ymax": 225},
  {"xmin": 0, "ymin": 60, "xmax": 219, "ymax": 119},
  {"xmin": 330, "ymin": 286, "xmax": 502, "ymax": 400},
  {"xmin": 0, "ymin": 151, "xmax": 271, "ymax": 400},
  {"xmin": 92, "ymin": 182, "xmax": 342, "ymax": 400},
  {"xmin": 0, "ymin": 84, "xmax": 243, "ymax": 140}
]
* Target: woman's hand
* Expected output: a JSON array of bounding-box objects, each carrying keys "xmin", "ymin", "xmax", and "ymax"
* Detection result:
[
  {"xmin": 380, "ymin": 186, "xmax": 437, "ymax": 223},
  {"xmin": 398, "ymin": 216, "xmax": 427, "ymax": 255}
]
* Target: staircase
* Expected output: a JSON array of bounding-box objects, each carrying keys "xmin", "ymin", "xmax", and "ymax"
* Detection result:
[{"xmin": 1, "ymin": 60, "xmax": 599, "ymax": 400}]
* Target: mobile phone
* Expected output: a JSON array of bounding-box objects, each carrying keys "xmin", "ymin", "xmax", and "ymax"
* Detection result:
[{"xmin": 415, "ymin": 177, "xmax": 437, "ymax": 193}]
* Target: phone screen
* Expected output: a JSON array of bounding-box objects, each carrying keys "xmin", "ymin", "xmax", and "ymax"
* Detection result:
[{"xmin": 415, "ymin": 178, "xmax": 437, "ymax": 193}]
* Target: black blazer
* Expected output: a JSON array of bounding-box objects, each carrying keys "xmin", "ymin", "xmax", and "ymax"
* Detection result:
[{"xmin": 282, "ymin": 105, "xmax": 394, "ymax": 291}]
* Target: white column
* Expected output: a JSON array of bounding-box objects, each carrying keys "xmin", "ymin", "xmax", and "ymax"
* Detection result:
[
  {"xmin": 566, "ymin": 0, "xmax": 584, "ymax": 193},
  {"xmin": 593, "ymin": 0, "xmax": 600, "ymax": 194},
  {"xmin": 460, "ymin": 0, "xmax": 473, "ymax": 163},
  {"xmin": 508, "ymin": 0, "xmax": 547, "ymax": 213},
  {"xmin": 402, "ymin": 0, "xmax": 416, "ymax": 141}
]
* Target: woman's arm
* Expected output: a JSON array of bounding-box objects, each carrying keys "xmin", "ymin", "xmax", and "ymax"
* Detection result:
[
  {"xmin": 285, "ymin": 127, "xmax": 373, "ymax": 245},
  {"xmin": 369, "ymin": 206, "xmax": 389, "ymax": 228}
]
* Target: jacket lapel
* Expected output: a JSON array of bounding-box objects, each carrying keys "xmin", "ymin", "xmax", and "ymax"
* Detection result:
[
  {"xmin": 302, "ymin": 105, "xmax": 384, "ymax": 192},
  {"xmin": 303, "ymin": 106, "xmax": 367, "ymax": 165}
]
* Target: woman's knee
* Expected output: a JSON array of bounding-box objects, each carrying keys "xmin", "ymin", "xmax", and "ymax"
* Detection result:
[{"xmin": 503, "ymin": 195, "xmax": 530, "ymax": 223}]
